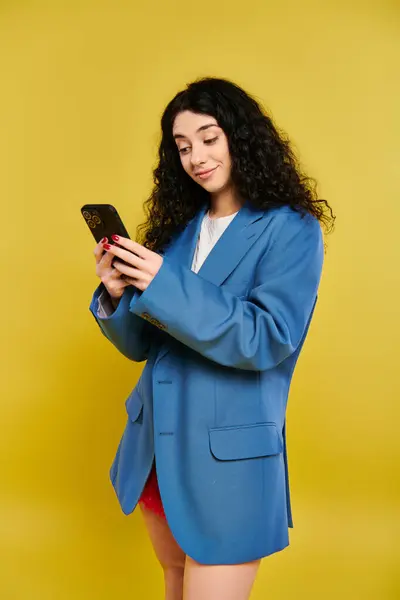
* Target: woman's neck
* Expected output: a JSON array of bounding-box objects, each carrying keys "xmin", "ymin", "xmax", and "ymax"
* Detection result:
[{"xmin": 208, "ymin": 187, "xmax": 243, "ymax": 219}]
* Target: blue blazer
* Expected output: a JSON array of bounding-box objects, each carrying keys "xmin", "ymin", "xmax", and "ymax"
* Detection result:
[{"xmin": 89, "ymin": 201, "xmax": 324, "ymax": 565}]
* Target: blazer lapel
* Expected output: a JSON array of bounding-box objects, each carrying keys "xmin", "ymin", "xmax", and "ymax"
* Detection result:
[
  {"xmin": 163, "ymin": 199, "xmax": 270, "ymax": 286},
  {"xmin": 195, "ymin": 200, "xmax": 268, "ymax": 286}
]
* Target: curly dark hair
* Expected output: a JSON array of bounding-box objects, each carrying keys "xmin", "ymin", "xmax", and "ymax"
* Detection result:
[{"xmin": 136, "ymin": 76, "xmax": 335, "ymax": 252}]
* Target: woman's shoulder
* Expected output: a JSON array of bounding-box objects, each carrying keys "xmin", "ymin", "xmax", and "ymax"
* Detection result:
[
  {"xmin": 266, "ymin": 205, "xmax": 322, "ymax": 245},
  {"xmin": 270, "ymin": 204, "xmax": 320, "ymax": 227}
]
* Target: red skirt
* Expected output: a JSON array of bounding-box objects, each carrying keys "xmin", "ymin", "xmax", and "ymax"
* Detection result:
[{"xmin": 138, "ymin": 460, "xmax": 166, "ymax": 519}]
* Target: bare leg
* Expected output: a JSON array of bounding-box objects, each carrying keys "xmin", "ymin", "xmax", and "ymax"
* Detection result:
[
  {"xmin": 139, "ymin": 503, "xmax": 186, "ymax": 600},
  {"xmin": 183, "ymin": 555, "xmax": 261, "ymax": 600}
]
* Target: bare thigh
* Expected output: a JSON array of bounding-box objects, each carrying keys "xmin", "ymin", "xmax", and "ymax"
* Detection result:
[
  {"xmin": 139, "ymin": 504, "xmax": 261, "ymax": 600},
  {"xmin": 183, "ymin": 555, "xmax": 261, "ymax": 600},
  {"xmin": 139, "ymin": 504, "xmax": 186, "ymax": 599}
]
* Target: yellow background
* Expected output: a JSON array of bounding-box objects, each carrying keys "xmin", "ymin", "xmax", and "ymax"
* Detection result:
[{"xmin": 1, "ymin": 1, "xmax": 399, "ymax": 598}]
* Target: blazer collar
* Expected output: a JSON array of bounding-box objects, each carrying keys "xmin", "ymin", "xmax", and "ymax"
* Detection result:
[{"xmin": 163, "ymin": 199, "xmax": 268, "ymax": 287}]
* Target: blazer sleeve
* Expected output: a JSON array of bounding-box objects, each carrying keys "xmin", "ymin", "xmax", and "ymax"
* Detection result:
[
  {"xmin": 88, "ymin": 282, "xmax": 154, "ymax": 362},
  {"xmin": 127, "ymin": 211, "xmax": 325, "ymax": 371}
]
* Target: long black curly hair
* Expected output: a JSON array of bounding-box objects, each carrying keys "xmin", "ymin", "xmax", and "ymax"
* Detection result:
[{"xmin": 136, "ymin": 77, "xmax": 335, "ymax": 252}]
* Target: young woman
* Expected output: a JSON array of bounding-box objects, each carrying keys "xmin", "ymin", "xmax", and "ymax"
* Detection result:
[{"xmin": 89, "ymin": 77, "xmax": 335, "ymax": 600}]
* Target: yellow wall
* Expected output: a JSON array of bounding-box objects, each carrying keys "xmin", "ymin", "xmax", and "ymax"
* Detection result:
[{"xmin": 1, "ymin": 1, "xmax": 399, "ymax": 598}]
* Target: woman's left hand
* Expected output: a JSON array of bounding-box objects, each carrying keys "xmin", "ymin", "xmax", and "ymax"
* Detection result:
[{"xmin": 103, "ymin": 235, "xmax": 163, "ymax": 292}]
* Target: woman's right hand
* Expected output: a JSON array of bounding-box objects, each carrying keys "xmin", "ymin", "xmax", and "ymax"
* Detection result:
[{"xmin": 94, "ymin": 237, "xmax": 130, "ymax": 300}]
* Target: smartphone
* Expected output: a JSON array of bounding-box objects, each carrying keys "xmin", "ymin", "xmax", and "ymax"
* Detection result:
[{"xmin": 81, "ymin": 203, "xmax": 131, "ymax": 266}]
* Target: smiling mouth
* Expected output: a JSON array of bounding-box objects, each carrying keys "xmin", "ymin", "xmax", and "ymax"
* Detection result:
[{"xmin": 196, "ymin": 166, "xmax": 218, "ymax": 179}]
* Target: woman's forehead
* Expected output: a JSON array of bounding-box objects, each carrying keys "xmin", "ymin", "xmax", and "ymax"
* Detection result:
[{"xmin": 172, "ymin": 111, "xmax": 220, "ymax": 137}]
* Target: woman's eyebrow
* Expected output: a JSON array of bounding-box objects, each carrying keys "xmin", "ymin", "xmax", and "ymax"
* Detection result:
[{"xmin": 173, "ymin": 123, "xmax": 219, "ymax": 139}]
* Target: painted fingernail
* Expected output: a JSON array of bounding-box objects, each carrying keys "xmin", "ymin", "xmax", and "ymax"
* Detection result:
[
  {"xmin": 101, "ymin": 237, "xmax": 108, "ymax": 243},
  {"xmin": 111, "ymin": 235, "xmax": 119, "ymax": 241},
  {"xmin": 103, "ymin": 244, "xmax": 111, "ymax": 250}
]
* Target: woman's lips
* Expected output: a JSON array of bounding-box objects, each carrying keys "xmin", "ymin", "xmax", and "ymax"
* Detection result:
[{"xmin": 196, "ymin": 166, "xmax": 218, "ymax": 180}]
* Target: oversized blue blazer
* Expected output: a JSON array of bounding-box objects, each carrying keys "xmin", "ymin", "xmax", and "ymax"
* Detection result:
[{"xmin": 89, "ymin": 200, "xmax": 324, "ymax": 565}]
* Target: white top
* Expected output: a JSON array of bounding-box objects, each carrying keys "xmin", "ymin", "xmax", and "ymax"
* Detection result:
[{"xmin": 97, "ymin": 209, "xmax": 239, "ymax": 317}]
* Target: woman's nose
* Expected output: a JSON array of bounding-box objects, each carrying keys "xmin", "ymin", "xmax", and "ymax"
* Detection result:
[{"xmin": 190, "ymin": 147, "xmax": 207, "ymax": 166}]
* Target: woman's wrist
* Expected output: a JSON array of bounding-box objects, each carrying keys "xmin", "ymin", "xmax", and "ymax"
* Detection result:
[{"xmin": 110, "ymin": 295, "xmax": 121, "ymax": 310}]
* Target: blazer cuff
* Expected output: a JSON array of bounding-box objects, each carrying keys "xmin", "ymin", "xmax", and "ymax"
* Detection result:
[{"xmin": 97, "ymin": 288, "xmax": 115, "ymax": 318}]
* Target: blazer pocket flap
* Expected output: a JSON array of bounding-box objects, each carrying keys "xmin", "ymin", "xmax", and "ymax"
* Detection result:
[
  {"xmin": 209, "ymin": 422, "xmax": 282, "ymax": 460},
  {"xmin": 125, "ymin": 389, "xmax": 144, "ymax": 422}
]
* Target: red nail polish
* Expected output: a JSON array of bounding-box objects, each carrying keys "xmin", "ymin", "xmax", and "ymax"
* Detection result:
[
  {"xmin": 103, "ymin": 244, "xmax": 111, "ymax": 250},
  {"xmin": 101, "ymin": 237, "xmax": 108, "ymax": 243},
  {"xmin": 111, "ymin": 235, "xmax": 119, "ymax": 241}
]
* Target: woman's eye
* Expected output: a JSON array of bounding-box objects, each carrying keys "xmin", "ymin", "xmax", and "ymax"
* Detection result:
[
  {"xmin": 204, "ymin": 137, "xmax": 218, "ymax": 145},
  {"xmin": 178, "ymin": 147, "xmax": 190, "ymax": 154}
]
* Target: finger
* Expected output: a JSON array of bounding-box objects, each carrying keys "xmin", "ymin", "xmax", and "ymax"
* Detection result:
[
  {"xmin": 110, "ymin": 265, "xmax": 124, "ymax": 279},
  {"xmin": 105, "ymin": 244, "xmax": 145, "ymax": 269},
  {"xmin": 93, "ymin": 237, "xmax": 108, "ymax": 262},
  {"xmin": 99, "ymin": 246, "xmax": 114, "ymax": 268},
  {"xmin": 124, "ymin": 276, "xmax": 142, "ymax": 289},
  {"xmin": 113, "ymin": 260, "xmax": 144, "ymax": 281},
  {"xmin": 111, "ymin": 236, "xmax": 152, "ymax": 260}
]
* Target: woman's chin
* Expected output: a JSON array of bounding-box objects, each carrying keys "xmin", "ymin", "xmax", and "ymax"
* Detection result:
[{"xmin": 199, "ymin": 179, "xmax": 228, "ymax": 193}]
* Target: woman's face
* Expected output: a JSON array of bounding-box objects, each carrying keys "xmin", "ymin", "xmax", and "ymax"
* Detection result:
[{"xmin": 172, "ymin": 111, "xmax": 233, "ymax": 194}]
